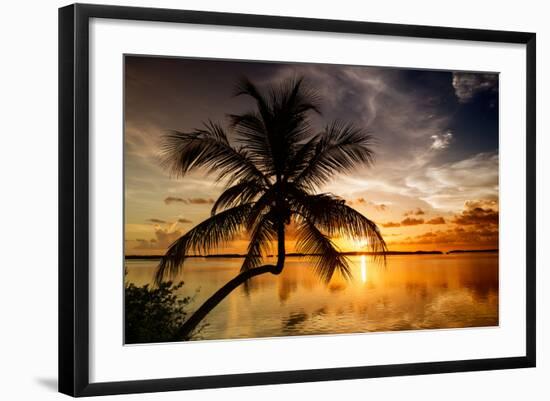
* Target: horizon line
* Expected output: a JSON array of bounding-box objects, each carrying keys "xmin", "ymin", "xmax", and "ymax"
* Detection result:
[{"xmin": 125, "ymin": 249, "xmax": 499, "ymax": 259}]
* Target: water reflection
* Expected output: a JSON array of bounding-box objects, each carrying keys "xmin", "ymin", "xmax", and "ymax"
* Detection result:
[
  {"xmin": 282, "ymin": 311, "xmax": 308, "ymax": 332},
  {"xmin": 360, "ymin": 255, "xmax": 367, "ymax": 283},
  {"xmin": 126, "ymin": 253, "xmax": 498, "ymax": 341}
]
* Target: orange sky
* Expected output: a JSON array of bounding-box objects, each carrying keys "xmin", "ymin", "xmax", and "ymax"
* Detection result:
[
  {"xmin": 124, "ymin": 56, "xmax": 499, "ymax": 256},
  {"xmin": 125, "ymin": 189, "xmax": 498, "ymax": 255}
]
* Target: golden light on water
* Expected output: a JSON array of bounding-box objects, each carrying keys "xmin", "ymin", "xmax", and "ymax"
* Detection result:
[
  {"xmin": 125, "ymin": 254, "xmax": 499, "ymax": 341},
  {"xmin": 360, "ymin": 255, "xmax": 368, "ymax": 283}
]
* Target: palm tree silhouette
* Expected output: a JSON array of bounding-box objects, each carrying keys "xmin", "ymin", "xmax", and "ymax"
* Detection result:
[{"xmin": 155, "ymin": 76, "xmax": 387, "ymax": 340}]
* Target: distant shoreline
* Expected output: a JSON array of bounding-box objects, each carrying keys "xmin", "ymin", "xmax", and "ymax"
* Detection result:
[{"xmin": 125, "ymin": 249, "xmax": 498, "ymax": 260}]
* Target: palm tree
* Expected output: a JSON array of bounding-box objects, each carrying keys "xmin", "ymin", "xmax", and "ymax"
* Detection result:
[{"xmin": 155, "ymin": 76, "xmax": 387, "ymax": 340}]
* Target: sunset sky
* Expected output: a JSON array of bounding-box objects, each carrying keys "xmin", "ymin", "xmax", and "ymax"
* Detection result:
[{"xmin": 124, "ymin": 56, "xmax": 499, "ymax": 255}]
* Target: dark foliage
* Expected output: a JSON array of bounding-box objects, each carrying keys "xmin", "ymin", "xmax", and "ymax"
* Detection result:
[{"xmin": 125, "ymin": 280, "xmax": 196, "ymax": 344}]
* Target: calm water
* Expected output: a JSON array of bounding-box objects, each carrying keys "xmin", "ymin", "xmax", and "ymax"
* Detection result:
[{"xmin": 125, "ymin": 254, "xmax": 498, "ymax": 341}]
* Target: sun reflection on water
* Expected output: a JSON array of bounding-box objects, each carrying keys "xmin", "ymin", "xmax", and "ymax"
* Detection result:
[
  {"xmin": 126, "ymin": 254, "xmax": 499, "ymax": 341},
  {"xmin": 360, "ymin": 255, "xmax": 368, "ymax": 283}
]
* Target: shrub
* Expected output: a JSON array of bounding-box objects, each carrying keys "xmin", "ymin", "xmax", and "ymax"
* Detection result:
[{"xmin": 125, "ymin": 281, "xmax": 194, "ymax": 344}]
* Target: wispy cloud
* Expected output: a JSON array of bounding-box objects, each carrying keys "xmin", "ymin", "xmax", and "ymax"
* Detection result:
[
  {"xmin": 164, "ymin": 196, "xmax": 186, "ymax": 205},
  {"xmin": 147, "ymin": 218, "xmax": 167, "ymax": 224},
  {"xmin": 164, "ymin": 196, "xmax": 214, "ymax": 205},
  {"xmin": 403, "ymin": 152, "xmax": 499, "ymax": 210}
]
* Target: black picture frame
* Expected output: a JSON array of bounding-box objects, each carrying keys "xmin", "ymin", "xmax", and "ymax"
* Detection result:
[{"xmin": 59, "ymin": 3, "xmax": 536, "ymax": 397}]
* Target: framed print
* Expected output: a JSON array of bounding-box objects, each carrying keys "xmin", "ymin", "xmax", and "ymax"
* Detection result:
[{"xmin": 58, "ymin": 3, "xmax": 536, "ymax": 397}]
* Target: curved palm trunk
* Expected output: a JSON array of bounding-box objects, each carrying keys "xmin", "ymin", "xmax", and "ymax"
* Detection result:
[{"xmin": 173, "ymin": 219, "xmax": 286, "ymax": 341}]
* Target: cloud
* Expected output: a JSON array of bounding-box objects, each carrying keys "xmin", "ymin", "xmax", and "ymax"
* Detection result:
[
  {"xmin": 177, "ymin": 218, "xmax": 192, "ymax": 223},
  {"xmin": 404, "ymin": 208, "xmax": 425, "ymax": 216},
  {"xmin": 134, "ymin": 227, "xmax": 183, "ymax": 250},
  {"xmin": 430, "ymin": 131, "xmax": 453, "ymax": 150},
  {"xmin": 426, "ymin": 217, "xmax": 446, "ymax": 225},
  {"xmin": 382, "ymin": 221, "xmax": 401, "ymax": 228},
  {"xmin": 401, "ymin": 217, "xmax": 425, "ymax": 226},
  {"xmin": 269, "ymin": 63, "xmax": 453, "ymax": 168},
  {"xmin": 397, "ymin": 225, "xmax": 498, "ymax": 248},
  {"xmin": 403, "ymin": 152, "xmax": 499, "ymax": 210},
  {"xmin": 124, "ymin": 59, "xmax": 499, "ymax": 254},
  {"xmin": 464, "ymin": 199, "xmax": 498, "ymax": 210},
  {"xmin": 164, "ymin": 196, "xmax": 214, "ymax": 205},
  {"xmin": 331, "ymin": 151, "xmax": 498, "ymax": 215},
  {"xmin": 453, "ymin": 201, "xmax": 499, "ymax": 226},
  {"xmin": 164, "ymin": 196, "xmax": 186, "ymax": 205},
  {"xmin": 394, "ymin": 199, "xmax": 499, "ymax": 249},
  {"xmin": 189, "ymin": 198, "xmax": 214, "ymax": 204},
  {"xmin": 147, "ymin": 218, "xmax": 167, "ymax": 224},
  {"xmin": 452, "ymin": 72, "xmax": 498, "ymax": 103},
  {"xmin": 351, "ymin": 198, "xmax": 388, "ymax": 212}
]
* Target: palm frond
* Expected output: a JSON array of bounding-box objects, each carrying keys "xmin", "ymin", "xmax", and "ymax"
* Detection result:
[
  {"xmin": 233, "ymin": 78, "xmax": 276, "ymax": 171},
  {"xmin": 269, "ymin": 76, "xmax": 321, "ymax": 119},
  {"xmin": 229, "ymin": 112, "xmax": 275, "ymax": 175},
  {"xmin": 295, "ymin": 218, "xmax": 352, "ymax": 283},
  {"xmin": 160, "ymin": 121, "xmax": 269, "ymax": 187},
  {"xmin": 211, "ymin": 179, "xmax": 267, "ymax": 216},
  {"xmin": 293, "ymin": 121, "xmax": 376, "ymax": 190},
  {"xmin": 243, "ymin": 187, "xmax": 278, "ymax": 231},
  {"xmin": 283, "ymin": 134, "xmax": 320, "ymax": 181},
  {"xmin": 268, "ymin": 77, "xmax": 320, "ymax": 174},
  {"xmin": 234, "ymin": 77, "xmax": 273, "ymax": 125},
  {"xmin": 155, "ymin": 204, "xmax": 253, "ymax": 284},
  {"xmin": 289, "ymin": 187, "xmax": 387, "ymax": 261},
  {"xmin": 241, "ymin": 215, "xmax": 276, "ymax": 272},
  {"xmin": 232, "ymin": 77, "xmax": 321, "ymax": 179}
]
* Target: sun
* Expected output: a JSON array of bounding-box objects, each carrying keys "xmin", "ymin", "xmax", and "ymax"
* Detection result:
[{"xmin": 351, "ymin": 239, "xmax": 369, "ymax": 251}]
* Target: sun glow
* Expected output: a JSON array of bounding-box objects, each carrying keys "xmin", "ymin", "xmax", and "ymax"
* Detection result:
[
  {"xmin": 352, "ymin": 239, "xmax": 368, "ymax": 251},
  {"xmin": 360, "ymin": 255, "xmax": 368, "ymax": 283}
]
